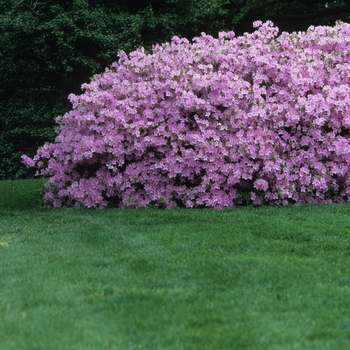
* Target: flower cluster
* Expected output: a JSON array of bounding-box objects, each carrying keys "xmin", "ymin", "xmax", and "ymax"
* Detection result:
[{"xmin": 24, "ymin": 21, "xmax": 350, "ymax": 208}]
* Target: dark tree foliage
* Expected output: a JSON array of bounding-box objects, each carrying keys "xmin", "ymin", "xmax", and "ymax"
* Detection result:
[
  {"xmin": 234, "ymin": 0, "xmax": 350, "ymax": 34},
  {"xmin": 1, "ymin": 0, "xmax": 349, "ymax": 178}
]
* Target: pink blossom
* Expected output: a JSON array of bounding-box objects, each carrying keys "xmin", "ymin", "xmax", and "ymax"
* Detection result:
[
  {"xmin": 21, "ymin": 155, "xmax": 35, "ymax": 168},
  {"xmin": 254, "ymin": 179, "xmax": 269, "ymax": 191}
]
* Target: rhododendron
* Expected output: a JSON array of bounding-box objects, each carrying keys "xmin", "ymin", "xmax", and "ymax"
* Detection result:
[{"xmin": 24, "ymin": 21, "xmax": 350, "ymax": 208}]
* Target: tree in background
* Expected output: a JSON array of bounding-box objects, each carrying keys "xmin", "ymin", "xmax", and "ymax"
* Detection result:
[{"xmin": 1, "ymin": 0, "xmax": 349, "ymax": 179}]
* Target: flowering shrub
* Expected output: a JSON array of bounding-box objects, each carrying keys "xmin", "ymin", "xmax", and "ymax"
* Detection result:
[{"xmin": 23, "ymin": 21, "xmax": 350, "ymax": 208}]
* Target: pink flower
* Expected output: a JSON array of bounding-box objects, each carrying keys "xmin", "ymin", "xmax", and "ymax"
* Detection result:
[
  {"xmin": 254, "ymin": 179, "xmax": 269, "ymax": 191},
  {"xmin": 21, "ymin": 155, "xmax": 35, "ymax": 168},
  {"xmin": 253, "ymin": 20, "xmax": 263, "ymax": 28}
]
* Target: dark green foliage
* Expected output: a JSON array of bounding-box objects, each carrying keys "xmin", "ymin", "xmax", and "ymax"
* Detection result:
[
  {"xmin": 236, "ymin": 0, "xmax": 350, "ymax": 34},
  {"xmin": 1, "ymin": 0, "xmax": 349, "ymax": 178}
]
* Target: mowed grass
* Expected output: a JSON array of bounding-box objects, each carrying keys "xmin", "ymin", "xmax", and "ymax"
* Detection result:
[{"xmin": 1, "ymin": 179, "xmax": 350, "ymax": 349}]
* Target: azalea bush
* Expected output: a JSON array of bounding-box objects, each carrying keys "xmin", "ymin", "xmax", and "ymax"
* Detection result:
[{"xmin": 23, "ymin": 21, "xmax": 350, "ymax": 208}]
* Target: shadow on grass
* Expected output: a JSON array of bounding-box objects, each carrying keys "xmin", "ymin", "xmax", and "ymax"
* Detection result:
[{"xmin": 0, "ymin": 179, "xmax": 47, "ymax": 210}]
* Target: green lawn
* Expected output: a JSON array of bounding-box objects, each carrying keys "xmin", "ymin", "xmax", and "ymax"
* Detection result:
[{"xmin": 1, "ymin": 179, "xmax": 350, "ymax": 349}]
